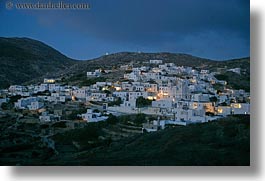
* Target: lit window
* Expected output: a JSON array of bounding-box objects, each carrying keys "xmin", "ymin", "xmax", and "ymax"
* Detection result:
[
  {"xmin": 233, "ymin": 104, "xmax": 242, "ymax": 108},
  {"xmin": 218, "ymin": 108, "xmax": 223, "ymax": 114}
]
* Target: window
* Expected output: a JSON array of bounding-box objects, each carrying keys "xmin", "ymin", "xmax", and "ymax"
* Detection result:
[
  {"xmin": 217, "ymin": 108, "xmax": 223, "ymax": 114},
  {"xmin": 233, "ymin": 104, "xmax": 242, "ymax": 108}
]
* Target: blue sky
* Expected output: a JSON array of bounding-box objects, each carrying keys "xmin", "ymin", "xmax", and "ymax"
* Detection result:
[{"xmin": 0, "ymin": 0, "xmax": 250, "ymax": 60}]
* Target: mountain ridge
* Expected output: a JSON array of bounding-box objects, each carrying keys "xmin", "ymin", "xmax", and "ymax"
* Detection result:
[
  {"xmin": 0, "ymin": 37, "xmax": 250, "ymax": 89},
  {"xmin": 0, "ymin": 37, "xmax": 77, "ymax": 88}
]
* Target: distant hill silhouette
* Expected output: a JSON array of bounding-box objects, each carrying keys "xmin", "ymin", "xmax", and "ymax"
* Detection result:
[{"xmin": 0, "ymin": 37, "xmax": 250, "ymax": 90}]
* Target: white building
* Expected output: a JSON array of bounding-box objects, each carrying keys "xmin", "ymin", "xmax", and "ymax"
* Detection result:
[
  {"xmin": 191, "ymin": 94, "xmax": 210, "ymax": 102},
  {"xmin": 142, "ymin": 121, "xmax": 161, "ymax": 132},
  {"xmin": 143, "ymin": 83, "xmax": 158, "ymax": 93},
  {"xmin": 44, "ymin": 84, "xmax": 61, "ymax": 92},
  {"xmin": 216, "ymin": 106, "xmax": 232, "ymax": 116},
  {"xmin": 200, "ymin": 70, "xmax": 210, "ymax": 74},
  {"xmin": 228, "ymin": 68, "xmax": 241, "ymax": 74},
  {"xmin": 113, "ymin": 92, "xmax": 128, "ymax": 101},
  {"xmin": 218, "ymin": 95, "xmax": 229, "ymax": 104},
  {"xmin": 39, "ymin": 112, "xmax": 61, "ymax": 122},
  {"xmin": 121, "ymin": 100, "xmax": 136, "ymax": 109},
  {"xmin": 47, "ymin": 93, "xmax": 66, "ymax": 103},
  {"xmin": 72, "ymin": 89, "xmax": 87, "ymax": 100},
  {"xmin": 231, "ymin": 103, "xmax": 250, "ymax": 115},
  {"xmin": 15, "ymin": 97, "xmax": 42, "ymax": 110},
  {"xmin": 96, "ymin": 82, "xmax": 112, "ymax": 87},
  {"xmin": 87, "ymin": 69, "xmax": 102, "ymax": 77},
  {"xmin": 8, "ymin": 85, "xmax": 28, "ymax": 96},
  {"xmin": 44, "ymin": 78, "xmax": 55, "ymax": 84},
  {"xmin": 87, "ymin": 93, "xmax": 107, "ymax": 102},
  {"xmin": 150, "ymin": 60, "xmax": 163, "ymax": 64},
  {"xmin": 81, "ymin": 109, "xmax": 108, "ymax": 123},
  {"xmin": 174, "ymin": 108, "xmax": 206, "ymax": 123},
  {"xmin": 8, "ymin": 85, "xmax": 27, "ymax": 93},
  {"xmin": 128, "ymin": 92, "xmax": 148, "ymax": 101},
  {"xmin": 152, "ymin": 99, "xmax": 173, "ymax": 109},
  {"xmin": 28, "ymin": 101, "xmax": 44, "ymax": 111},
  {"xmin": 37, "ymin": 84, "xmax": 49, "ymax": 92},
  {"xmin": 124, "ymin": 72, "xmax": 140, "ymax": 81}
]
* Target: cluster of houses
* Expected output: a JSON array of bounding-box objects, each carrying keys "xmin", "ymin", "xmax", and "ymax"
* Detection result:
[{"xmin": 0, "ymin": 59, "xmax": 250, "ymax": 130}]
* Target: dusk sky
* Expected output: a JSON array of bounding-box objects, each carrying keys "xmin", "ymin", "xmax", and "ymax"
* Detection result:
[{"xmin": 0, "ymin": 0, "xmax": 250, "ymax": 60}]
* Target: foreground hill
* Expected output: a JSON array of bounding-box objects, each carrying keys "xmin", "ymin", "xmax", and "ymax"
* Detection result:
[
  {"xmin": 74, "ymin": 115, "xmax": 250, "ymax": 166},
  {"xmin": 0, "ymin": 37, "xmax": 76, "ymax": 88},
  {"xmin": 0, "ymin": 114, "xmax": 249, "ymax": 166}
]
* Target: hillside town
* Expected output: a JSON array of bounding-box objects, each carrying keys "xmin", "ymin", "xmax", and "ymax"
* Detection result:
[{"xmin": 0, "ymin": 59, "xmax": 250, "ymax": 133}]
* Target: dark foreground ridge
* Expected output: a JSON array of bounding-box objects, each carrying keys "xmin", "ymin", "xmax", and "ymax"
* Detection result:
[{"xmin": 0, "ymin": 115, "xmax": 250, "ymax": 166}]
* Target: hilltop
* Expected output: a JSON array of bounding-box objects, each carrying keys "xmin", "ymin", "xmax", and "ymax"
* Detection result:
[
  {"xmin": 0, "ymin": 37, "xmax": 77, "ymax": 88},
  {"xmin": 66, "ymin": 52, "xmax": 249, "ymax": 75}
]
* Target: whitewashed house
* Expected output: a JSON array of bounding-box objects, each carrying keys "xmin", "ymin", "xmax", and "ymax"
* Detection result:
[
  {"xmin": 144, "ymin": 72, "xmax": 161, "ymax": 80},
  {"xmin": 124, "ymin": 72, "xmax": 140, "ymax": 81},
  {"xmin": 191, "ymin": 94, "xmax": 210, "ymax": 102},
  {"xmin": 150, "ymin": 60, "xmax": 163, "ymax": 64},
  {"xmin": 216, "ymin": 106, "xmax": 232, "ymax": 116},
  {"xmin": 28, "ymin": 101, "xmax": 44, "ymax": 111},
  {"xmin": 152, "ymin": 99, "xmax": 173, "ymax": 109},
  {"xmin": 228, "ymin": 68, "xmax": 241, "ymax": 74},
  {"xmin": 200, "ymin": 70, "xmax": 210, "ymax": 74},
  {"xmin": 142, "ymin": 121, "xmax": 161, "ymax": 132},
  {"xmin": 81, "ymin": 109, "xmax": 108, "ymax": 123},
  {"xmin": 132, "ymin": 85, "xmax": 145, "ymax": 92},
  {"xmin": 72, "ymin": 89, "xmax": 87, "ymax": 100},
  {"xmin": 174, "ymin": 108, "xmax": 206, "ymax": 123},
  {"xmin": 8, "ymin": 85, "xmax": 27, "ymax": 93},
  {"xmin": 8, "ymin": 85, "xmax": 29, "ymax": 96},
  {"xmin": 143, "ymin": 83, "xmax": 158, "ymax": 93},
  {"xmin": 218, "ymin": 95, "xmax": 229, "ymax": 104},
  {"xmin": 44, "ymin": 78, "xmax": 55, "ymax": 84},
  {"xmin": 231, "ymin": 103, "xmax": 250, "ymax": 115},
  {"xmin": 87, "ymin": 93, "xmax": 107, "ymax": 101},
  {"xmin": 15, "ymin": 97, "xmax": 41, "ymax": 110},
  {"xmin": 48, "ymin": 84, "xmax": 61, "ymax": 92},
  {"xmin": 120, "ymin": 65, "xmax": 130, "ymax": 70},
  {"xmin": 87, "ymin": 69, "xmax": 102, "ymax": 77},
  {"xmin": 37, "ymin": 84, "xmax": 49, "ymax": 92},
  {"xmin": 128, "ymin": 92, "xmax": 148, "ymax": 101},
  {"xmin": 113, "ymin": 91, "xmax": 128, "ymax": 101},
  {"xmin": 47, "ymin": 93, "xmax": 66, "ymax": 103},
  {"xmin": 39, "ymin": 112, "xmax": 61, "ymax": 122},
  {"xmin": 96, "ymin": 82, "xmax": 112, "ymax": 87},
  {"xmin": 121, "ymin": 100, "xmax": 136, "ymax": 109}
]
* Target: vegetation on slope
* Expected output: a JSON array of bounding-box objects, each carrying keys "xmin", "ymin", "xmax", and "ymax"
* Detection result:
[
  {"xmin": 82, "ymin": 115, "xmax": 250, "ymax": 166},
  {"xmin": 0, "ymin": 37, "xmax": 76, "ymax": 88},
  {"xmin": 215, "ymin": 72, "xmax": 250, "ymax": 92},
  {"xmin": 49, "ymin": 115, "xmax": 250, "ymax": 166}
]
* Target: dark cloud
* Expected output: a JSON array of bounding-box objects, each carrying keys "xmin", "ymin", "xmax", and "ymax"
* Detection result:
[{"xmin": 1, "ymin": 0, "xmax": 249, "ymax": 60}]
